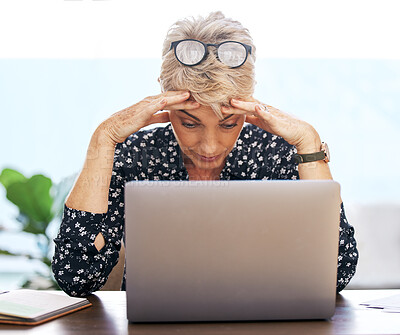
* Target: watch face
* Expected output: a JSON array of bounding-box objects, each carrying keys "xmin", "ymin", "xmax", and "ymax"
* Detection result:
[{"xmin": 321, "ymin": 142, "xmax": 330, "ymax": 162}]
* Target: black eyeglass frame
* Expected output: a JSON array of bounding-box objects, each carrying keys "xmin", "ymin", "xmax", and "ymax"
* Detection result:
[{"xmin": 169, "ymin": 39, "xmax": 252, "ymax": 69}]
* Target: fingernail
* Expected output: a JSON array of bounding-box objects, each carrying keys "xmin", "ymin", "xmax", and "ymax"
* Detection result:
[
  {"xmin": 160, "ymin": 98, "xmax": 167, "ymax": 104},
  {"xmin": 231, "ymin": 98, "xmax": 238, "ymax": 103}
]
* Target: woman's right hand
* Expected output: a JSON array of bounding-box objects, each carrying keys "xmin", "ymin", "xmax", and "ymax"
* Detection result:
[{"xmin": 97, "ymin": 91, "xmax": 199, "ymax": 144}]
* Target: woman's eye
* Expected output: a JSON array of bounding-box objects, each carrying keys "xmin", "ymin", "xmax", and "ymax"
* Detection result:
[
  {"xmin": 221, "ymin": 123, "xmax": 238, "ymax": 129},
  {"xmin": 182, "ymin": 122, "xmax": 198, "ymax": 129}
]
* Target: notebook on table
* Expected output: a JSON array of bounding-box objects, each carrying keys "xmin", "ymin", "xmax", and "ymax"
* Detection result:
[
  {"xmin": 0, "ymin": 289, "xmax": 91, "ymax": 325},
  {"xmin": 124, "ymin": 180, "xmax": 341, "ymax": 322}
]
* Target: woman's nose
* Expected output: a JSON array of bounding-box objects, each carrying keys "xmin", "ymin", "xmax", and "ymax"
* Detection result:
[{"xmin": 199, "ymin": 132, "xmax": 219, "ymax": 155}]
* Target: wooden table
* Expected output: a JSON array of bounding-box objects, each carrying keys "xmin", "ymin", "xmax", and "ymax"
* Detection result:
[{"xmin": 1, "ymin": 290, "xmax": 399, "ymax": 334}]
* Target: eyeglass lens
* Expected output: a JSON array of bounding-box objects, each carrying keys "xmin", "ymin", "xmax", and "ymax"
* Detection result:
[
  {"xmin": 175, "ymin": 40, "xmax": 206, "ymax": 65},
  {"xmin": 218, "ymin": 42, "xmax": 247, "ymax": 67},
  {"xmin": 175, "ymin": 40, "xmax": 247, "ymax": 67}
]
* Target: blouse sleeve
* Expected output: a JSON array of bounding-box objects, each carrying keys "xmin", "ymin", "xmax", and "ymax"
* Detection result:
[
  {"xmin": 265, "ymin": 139, "xmax": 359, "ymax": 292},
  {"xmin": 336, "ymin": 202, "xmax": 359, "ymax": 292},
  {"xmin": 52, "ymin": 141, "xmax": 127, "ymax": 297}
]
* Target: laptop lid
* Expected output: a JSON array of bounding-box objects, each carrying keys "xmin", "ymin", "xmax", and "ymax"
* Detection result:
[{"xmin": 125, "ymin": 180, "xmax": 341, "ymax": 322}]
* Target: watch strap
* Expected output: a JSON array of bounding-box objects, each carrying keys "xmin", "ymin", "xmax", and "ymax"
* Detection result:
[{"xmin": 294, "ymin": 150, "xmax": 325, "ymax": 164}]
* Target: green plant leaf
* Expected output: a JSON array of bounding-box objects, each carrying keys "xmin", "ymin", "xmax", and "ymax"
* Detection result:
[
  {"xmin": 51, "ymin": 172, "xmax": 78, "ymax": 219},
  {"xmin": 0, "ymin": 248, "xmax": 47, "ymax": 261},
  {"xmin": 22, "ymin": 218, "xmax": 47, "ymax": 235},
  {"xmin": 0, "ymin": 168, "xmax": 27, "ymax": 189},
  {"xmin": 42, "ymin": 256, "xmax": 52, "ymax": 268},
  {"xmin": 6, "ymin": 174, "xmax": 54, "ymax": 225},
  {"xmin": 0, "ymin": 249, "xmax": 20, "ymax": 257}
]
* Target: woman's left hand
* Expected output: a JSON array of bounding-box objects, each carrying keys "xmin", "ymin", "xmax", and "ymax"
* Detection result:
[{"xmin": 224, "ymin": 97, "xmax": 320, "ymax": 150}]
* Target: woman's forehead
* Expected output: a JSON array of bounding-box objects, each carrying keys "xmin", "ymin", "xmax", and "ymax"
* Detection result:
[{"xmin": 176, "ymin": 106, "xmax": 236, "ymax": 123}]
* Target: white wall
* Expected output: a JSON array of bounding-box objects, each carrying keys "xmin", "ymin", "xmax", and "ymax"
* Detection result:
[{"xmin": 1, "ymin": 0, "xmax": 399, "ymax": 59}]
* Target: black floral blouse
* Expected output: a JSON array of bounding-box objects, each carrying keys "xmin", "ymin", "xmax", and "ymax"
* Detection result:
[{"xmin": 52, "ymin": 123, "xmax": 358, "ymax": 297}]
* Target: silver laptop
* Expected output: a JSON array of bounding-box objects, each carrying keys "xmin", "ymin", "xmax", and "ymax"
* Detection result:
[{"xmin": 124, "ymin": 180, "xmax": 341, "ymax": 322}]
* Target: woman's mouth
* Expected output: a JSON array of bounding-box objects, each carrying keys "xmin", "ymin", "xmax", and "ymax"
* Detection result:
[{"xmin": 196, "ymin": 153, "xmax": 221, "ymax": 162}]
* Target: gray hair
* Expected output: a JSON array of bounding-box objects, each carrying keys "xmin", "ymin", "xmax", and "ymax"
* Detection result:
[{"xmin": 160, "ymin": 11, "xmax": 256, "ymax": 119}]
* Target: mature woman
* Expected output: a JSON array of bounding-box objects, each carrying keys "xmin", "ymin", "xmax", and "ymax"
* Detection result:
[{"xmin": 52, "ymin": 12, "xmax": 358, "ymax": 297}]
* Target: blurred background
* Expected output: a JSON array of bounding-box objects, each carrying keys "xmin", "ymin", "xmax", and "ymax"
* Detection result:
[{"xmin": 1, "ymin": 0, "xmax": 399, "ymax": 290}]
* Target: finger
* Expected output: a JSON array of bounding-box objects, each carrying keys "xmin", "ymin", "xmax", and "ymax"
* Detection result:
[
  {"xmin": 148, "ymin": 111, "xmax": 170, "ymax": 125},
  {"xmin": 255, "ymin": 104, "xmax": 273, "ymax": 116},
  {"xmin": 221, "ymin": 105, "xmax": 255, "ymax": 116},
  {"xmin": 231, "ymin": 98, "xmax": 258, "ymax": 113},
  {"xmin": 244, "ymin": 115, "xmax": 261, "ymax": 126},
  {"xmin": 146, "ymin": 94, "xmax": 189, "ymax": 114},
  {"xmin": 159, "ymin": 92, "xmax": 192, "ymax": 107},
  {"xmin": 146, "ymin": 90, "xmax": 190, "ymax": 103},
  {"xmin": 231, "ymin": 98, "xmax": 280, "ymax": 117},
  {"xmin": 257, "ymin": 104, "xmax": 285, "ymax": 118},
  {"xmin": 161, "ymin": 90, "xmax": 191, "ymax": 97}
]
